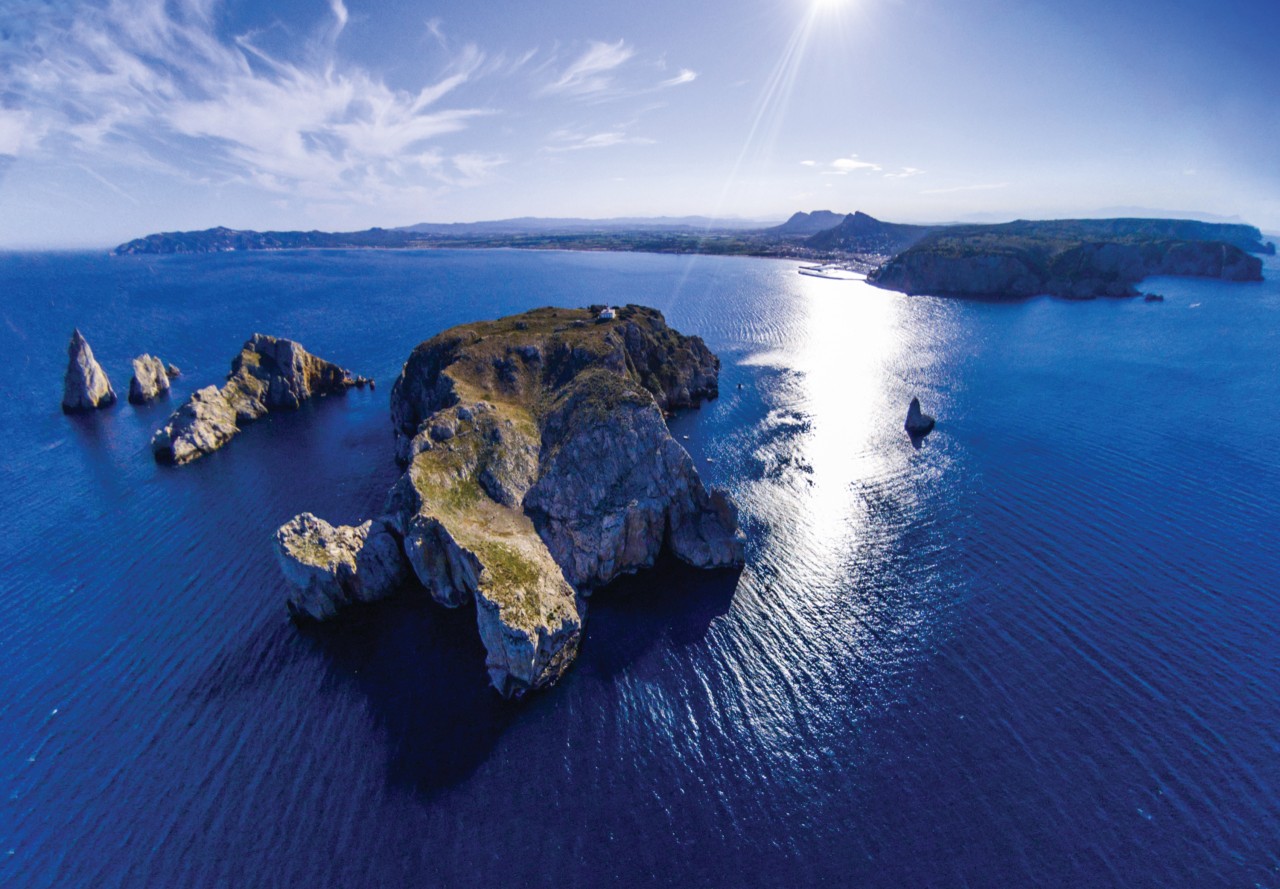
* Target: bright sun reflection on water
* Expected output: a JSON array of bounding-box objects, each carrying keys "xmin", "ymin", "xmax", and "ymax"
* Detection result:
[{"xmin": 794, "ymin": 277, "xmax": 903, "ymax": 540}]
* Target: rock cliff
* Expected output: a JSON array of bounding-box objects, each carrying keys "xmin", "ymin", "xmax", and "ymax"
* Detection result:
[
  {"xmin": 276, "ymin": 305, "xmax": 745, "ymax": 699},
  {"xmin": 153, "ymin": 334, "xmax": 363, "ymax": 464},
  {"xmin": 869, "ymin": 219, "xmax": 1266, "ymax": 299},
  {"xmin": 128, "ymin": 354, "xmax": 171, "ymax": 404},
  {"xmin": 61, "ymin": 329, "xmax": 116, "ymax": 412}
]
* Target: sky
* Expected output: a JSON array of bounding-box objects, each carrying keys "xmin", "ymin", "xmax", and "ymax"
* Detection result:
[{"xmin": 1, "ymin": 0, "xmax": 1277, "ymax": 247}]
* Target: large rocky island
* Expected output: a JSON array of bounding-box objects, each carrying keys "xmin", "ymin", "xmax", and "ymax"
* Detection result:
[
  {"xmin": 869, "ymin": 218, "xmax": 1270, "ymax": 299},
  {"xmin": 275, "ymin": 305, "xmax": 746, "ymax": 698}
]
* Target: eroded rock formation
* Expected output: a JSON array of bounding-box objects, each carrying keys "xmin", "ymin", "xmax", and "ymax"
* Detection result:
[
  {"xmin": 128, "ymin": 354, "xmax": 171, "ymax": 404},
  {"xmin": 153, "ymin": 334, "xmax": 364, "ymax": 464},
  {"xmin": 275, "ymin": 513, "xmax": 410, "ymax": 621},
  {"xmin": 275, "ymin": 305, "xmax": 745, "ymax": 699},
  {"xmin": 61, "ymin": 329, "xmax": 116, "ymax": 413}
]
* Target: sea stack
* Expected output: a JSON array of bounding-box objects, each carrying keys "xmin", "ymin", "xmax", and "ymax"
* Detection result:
[
  {"xmin": 128, "ymin": 354, "xmax": 172, "ymax": 404},
  {"xmin": 275, "ymin": 305, "xmax": 746, "ymax": 699},
  {"xmin": 905, "ymin": 397, "xmax": 936, "ymax": 437},
  {"xmin": 61, "ymin": 329, "xmax": 117, "ymax": 413}
]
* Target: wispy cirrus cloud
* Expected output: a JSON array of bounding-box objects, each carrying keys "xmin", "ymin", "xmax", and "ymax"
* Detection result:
[
  {"xmin": 0, "ymin": 0, "xmax": 502, "ymax": 205},
  {"xmin": 542, "ymin": 40, "xmax": 635, "ymax": 96},
  {"xmin": 659, "ymin": 69, "xmax": 697, "ymax": 88},
  {"xmin": 544, "ymin": 129, "xmax": 655, "ymax": 152}
]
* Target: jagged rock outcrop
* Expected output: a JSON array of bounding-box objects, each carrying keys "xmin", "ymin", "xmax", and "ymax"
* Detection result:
[
  {"xmin": 152, "ymin": 334, "xmax": 364, "ymax": 464},
  {"xmin": 128, "ymin": 354, "xmax": 171, "ymax": 404},
  {"xmin": 166, "ymin": 363, "xmax": 181, "ymax": 378},
  {"xmin": 274, "ymin": 513, "xmax": 410, "ymax": 621},
  {"xmin": 905, "ymin": 397, "xmax": 936, "ymax": 437},
  {"xmin": 151, "ymin": 386, "xmax": 239, "ymax": 464},
  {"xmin": 61, "ymin": 329, "xmax": 116, "ymax": 413},
  {"xmin": 276, "ymin": 305, "xmax": 744, "ymax": 699}
]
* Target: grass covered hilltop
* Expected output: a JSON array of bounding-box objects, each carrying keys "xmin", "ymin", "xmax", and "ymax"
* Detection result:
[{"xmin": 276, "ymin": 305, "xmax": 745, "ymax": 698}]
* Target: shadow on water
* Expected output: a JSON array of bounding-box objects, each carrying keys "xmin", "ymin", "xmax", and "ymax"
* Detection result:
[
  {"xmin": 297, "ymin": 594, "xmax": 520, "ymax": 799},
  {"xmin": 578, "ymin": 552, "xmax": 742, "ymax": 680}
]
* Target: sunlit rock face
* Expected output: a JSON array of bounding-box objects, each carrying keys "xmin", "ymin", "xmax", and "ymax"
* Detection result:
[
  {"xmin": 61, "ymin": 329, "xmax": 116, "ymax": 413},
  {"xmin": 128, "ymin": 354, "xmax": 171, "ymax": 404},
  {"xmin": 152, "ymin": 334, "xmax": 363, "ymax": 464},
  {"xmin": 276, "ymin": 305, "xmax": 744, "ymax": 699},
  {"xmin": 274, "ymin": 513, "xmax": 410, "ymax": 621}
]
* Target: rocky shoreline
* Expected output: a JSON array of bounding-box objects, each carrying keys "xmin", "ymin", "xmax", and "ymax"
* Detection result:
[{"xmin": 274, "ymin": 305, "xmax": 746, "ymax": 698}]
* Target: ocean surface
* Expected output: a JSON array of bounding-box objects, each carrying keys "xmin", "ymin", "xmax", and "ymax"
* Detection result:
[{"xmin": 0, "ymin": 247, "xmax": 1277, "ymax": 887}]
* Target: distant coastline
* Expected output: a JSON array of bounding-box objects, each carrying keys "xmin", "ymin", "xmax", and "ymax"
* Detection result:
[{"xmin": 112, "ymin": 211, "xmax": 1274, "ymax": 299}]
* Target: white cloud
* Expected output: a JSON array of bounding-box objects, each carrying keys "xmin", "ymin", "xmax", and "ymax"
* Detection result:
[
  {"xmin": 328, "ymin": 0, "xmax": 348, "ymax": 37},
  {"xmin": 545, "ymin": 130, "xmax": 654, "ymax": 151},
  {"xmin": 799, "ymin": 160, "xmax": 817, "ymax": 167},
  {"xmin": 0, "ymin": 109, "xmax": 38, "ymax": 157},
  {"xmin": 0, "ymin": 0, "xmax": 494, "ymax": 205},
  {"xmin": 659, "ymin": 69, "xmax": 697, "ymax": 88},
  {"xmin": 884, "ymin": 167, "xmax": 924, "ymax": 179},
  {"xmin": 829, "ymin": 155, "xmax": 882, "ymax": 173},
  {"xmin": 542, "ymin": 40, "xmax": 635, "ymax": 96}
]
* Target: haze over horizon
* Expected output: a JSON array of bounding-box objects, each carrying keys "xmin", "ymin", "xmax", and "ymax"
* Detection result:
[{"xmin": 2, "ymin": 0, "xmax": 1277, "ymax": 248}]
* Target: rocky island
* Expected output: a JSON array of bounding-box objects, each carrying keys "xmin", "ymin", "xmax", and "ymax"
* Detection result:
[
  {"xmin": 869, "ymin": 218, "xmax": 1269, "ymax": 299},
  {"xmin": 152, "ymin": 334, "xmax": 368, "ymax": 464},
  {"xmin": 61, "ymin": 329, "xmax": 117, "ymax": 413},
  {"xmin": 275, "ymin": 305, "xmax": 746, "ymax": 698},
  {"xmin": 128, "ymin": 354, "xmax": 172, "ymax": 404}
]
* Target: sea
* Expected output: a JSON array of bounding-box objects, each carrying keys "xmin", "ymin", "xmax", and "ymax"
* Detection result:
[{"xmin": 0, "ymin": 247, "xmax": 1277, "ymax": 887}]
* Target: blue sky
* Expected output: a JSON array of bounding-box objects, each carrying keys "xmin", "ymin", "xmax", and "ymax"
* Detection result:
[{"xmin": 1, "ymin": 0, "xmax": 1277, "ymax": 247}]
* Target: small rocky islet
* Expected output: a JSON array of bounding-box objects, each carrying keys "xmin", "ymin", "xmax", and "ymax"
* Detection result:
[
  {"xmin": 61, "ymin": 329, "xmax": 117, "ymax": 413},
  {"xmin": 151, "ymin": 333, "xmax": 371, "ymax": 465},
  {"xmin": 275, "ymin": 304, "xmax": 747, "ymax": 698}
]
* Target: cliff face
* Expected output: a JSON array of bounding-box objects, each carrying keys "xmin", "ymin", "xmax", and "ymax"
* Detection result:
[
  {"xmin": 870, "ymin": 229, "xmax": 1265, "ymax": 299},
  {"xmin": 153, "ymin": 334, "xmax": 363, "ymax": 464},
  {"xmin": 277, "ymin": 305, "xmax": 745, "ymax": 699}
]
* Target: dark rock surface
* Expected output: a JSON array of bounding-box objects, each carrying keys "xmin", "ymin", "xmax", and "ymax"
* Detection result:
[{"xmin": 905, "ymin": 397, "xmax": 936, "ymax": 437}]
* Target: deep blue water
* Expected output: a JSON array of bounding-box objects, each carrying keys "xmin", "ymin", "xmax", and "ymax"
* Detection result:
[{"xmin": 1, "ymin": 247, "xmax": 1277, "ymax": 887}]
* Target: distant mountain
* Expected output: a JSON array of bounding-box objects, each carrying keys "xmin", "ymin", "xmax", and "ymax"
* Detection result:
[
  {"xmin": 397, "ymin": 215, "xmax": 772, "ymax": 235},
  {"xmin": 112, "ymin": 217, "xmax": 779, "ymax": 255},
  {"xmin": 766, "ymin": 210, "xmax": 849, "ymax": 236},
  {"xmin": 804, "ymin": 211, "xmax": 938, "ymax": 255},
  {"xmin": 112, "ymin": 226, "xmax": 424, "ymax": 255}
]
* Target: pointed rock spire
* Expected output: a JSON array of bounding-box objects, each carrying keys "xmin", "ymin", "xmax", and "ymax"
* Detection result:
[{"xmin": 61, "ymin": 329, "xmax": 117, "ymax": 413}]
